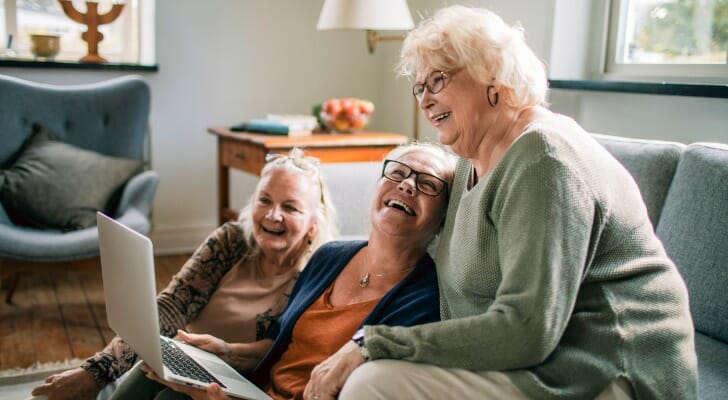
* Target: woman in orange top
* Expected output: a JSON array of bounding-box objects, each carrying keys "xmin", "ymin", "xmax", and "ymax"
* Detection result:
[{"xmin": 131, "ymin": 142, "xmax": 457, "ymax": 400}]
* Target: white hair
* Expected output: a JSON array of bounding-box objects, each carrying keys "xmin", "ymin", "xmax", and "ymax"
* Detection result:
[{"xmin": 397, "ymin": 5, "xmax": 548, "ymax": 108}]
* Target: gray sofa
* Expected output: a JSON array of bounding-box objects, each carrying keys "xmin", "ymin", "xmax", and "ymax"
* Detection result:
[{"xmin": 324, "ymin": 133, "xmax": 728, "ymax": 400}]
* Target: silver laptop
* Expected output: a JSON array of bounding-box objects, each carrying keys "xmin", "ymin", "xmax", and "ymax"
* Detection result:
[{"xmin": 96, "ymin": 212, "xmax": 271, "ymax": 400}]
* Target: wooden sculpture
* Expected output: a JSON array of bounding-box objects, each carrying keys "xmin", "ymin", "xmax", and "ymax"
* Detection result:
[{"xmin": 58, "ymin": 0, "xmax": 125, "ymax": 63}]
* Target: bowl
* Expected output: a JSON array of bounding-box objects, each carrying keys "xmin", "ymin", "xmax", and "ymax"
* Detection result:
[
  {"xmin": 319, "ymin": 98, "xmax": 374, "ymax": 133},
  {"xmin": 320, "ymin": 110, "xmax": 371, "ymax": 133},
  {"xmin": 30, "ymin": 34, "xmax": 60, "ymax": 58}
]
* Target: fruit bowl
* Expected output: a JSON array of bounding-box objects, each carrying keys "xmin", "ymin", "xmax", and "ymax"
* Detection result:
[{"xmin": 319, "ymin": 98, "xmax": 374, "ymax": 133}]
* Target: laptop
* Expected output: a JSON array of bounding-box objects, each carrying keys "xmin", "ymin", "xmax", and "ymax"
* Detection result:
[{"xmin": 96, "ymin": 212, "xmax": 272, "ymax": 400}]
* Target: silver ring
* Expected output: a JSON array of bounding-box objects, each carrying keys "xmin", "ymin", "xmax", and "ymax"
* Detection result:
[{"xmin": 313, "ymin": 396, "xmax": 320, "ymax": 400}]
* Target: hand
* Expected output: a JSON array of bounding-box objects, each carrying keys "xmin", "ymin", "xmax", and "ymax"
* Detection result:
[
  {"xmin": 177, "ymin": 330, "xmax": 272, "ymax": 372},
  {"xmin": 303, "ymin": 340, "xmax": 365, "ymax": 400},
  {"xmin": 176, "ymin": 330, "xmax": 231, "ymax": 358},
  {"xmin": 141, "ymin": 364, "xmax": 230, "ymax": 400},
  {"xmin": 31, "ymin": 367, "xmax": 100, "ymax": 400}
]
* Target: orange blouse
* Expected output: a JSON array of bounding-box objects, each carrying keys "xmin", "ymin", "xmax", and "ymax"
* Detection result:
[{"xmin": 266, "ymin": 283, "xmax": 378, "ymax": 400}]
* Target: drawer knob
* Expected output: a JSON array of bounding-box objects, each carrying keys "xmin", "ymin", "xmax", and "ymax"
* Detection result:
[{"xmin": 233, "ymin": 152, "xmax": 246, "ymax": 160}]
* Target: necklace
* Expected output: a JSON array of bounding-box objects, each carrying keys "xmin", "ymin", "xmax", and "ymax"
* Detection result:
[{"xmin": 358, "ymin": 251, "xmax": 417, "ymax": 288}]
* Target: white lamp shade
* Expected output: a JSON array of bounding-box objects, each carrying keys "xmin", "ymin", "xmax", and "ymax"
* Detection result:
[{"xmin": 317, "ymin": 0, "xmax": 414, "ymax": 31}]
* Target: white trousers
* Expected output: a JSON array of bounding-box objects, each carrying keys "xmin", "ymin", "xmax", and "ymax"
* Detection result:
[{"xmin": 339, "ymin": 360, "xmax": 633, "ymax": 400}]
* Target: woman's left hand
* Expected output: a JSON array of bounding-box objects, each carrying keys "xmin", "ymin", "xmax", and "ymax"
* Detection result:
[
  {"xmin": 303, "ymin": 340, "xmax": 365, "ymax": 400},
  {"xmin": 140, "ymin": 365, "xmax": 230, "ymax": 400}
]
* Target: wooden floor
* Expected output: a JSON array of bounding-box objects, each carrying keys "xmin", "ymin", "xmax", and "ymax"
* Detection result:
[{"xmin": 0, "ymin": 254, "xmax": 189, "ymax": 370}]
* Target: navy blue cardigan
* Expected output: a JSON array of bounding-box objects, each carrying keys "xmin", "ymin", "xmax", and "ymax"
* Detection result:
[{"xmin": 250, "ymin": 240, "xmax": 440, "ymax": 386}]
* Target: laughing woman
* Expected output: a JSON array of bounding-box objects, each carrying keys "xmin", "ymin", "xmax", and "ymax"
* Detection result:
[
  {"xmin": 32, "ymin": 149, "xmax": 337, "ymax": 400},
  {"xmin": 306, "ymin": 6, "xmax": 698, "ymax": 400},
  {"xmin": 132, "ymin": 142, "xmax": 457, "ymax": 400}
]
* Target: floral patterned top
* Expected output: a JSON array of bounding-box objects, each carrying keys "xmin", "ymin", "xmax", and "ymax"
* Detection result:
[{"xmin": 81, "ymin": 222, "xmax": 296, "ymax": 387}]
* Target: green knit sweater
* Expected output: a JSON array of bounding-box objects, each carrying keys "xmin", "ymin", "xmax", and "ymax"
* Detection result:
[{"xmin": 365, "ymin": 115, "xmax": 697, "ymax": 399}]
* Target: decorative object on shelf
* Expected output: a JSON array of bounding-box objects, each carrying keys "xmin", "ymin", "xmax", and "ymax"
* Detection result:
[
  {"xmin": 29, "ymin": 34, "xmax": 61, "ymax": 59},
  {"xmin": 58, "ymin": 0, "xmax": 125, "ymax": 63},
  {"xmin": 316, "ymin": 0, "xmax": 421, "ymax": 140},
  {"xmin": 319, "ymin": 98, "xmax": 375, "ymax": 133}
]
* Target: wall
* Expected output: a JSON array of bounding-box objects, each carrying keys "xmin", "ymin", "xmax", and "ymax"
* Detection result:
[{"xmin": 2, "ymin": 0, "xmax": 725, "ymax": 254}]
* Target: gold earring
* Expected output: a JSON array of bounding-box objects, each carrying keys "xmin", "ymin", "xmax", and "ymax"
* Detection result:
[{"xmin": 487, "ymin": 85, "xmax": 499, "ymax": 107}]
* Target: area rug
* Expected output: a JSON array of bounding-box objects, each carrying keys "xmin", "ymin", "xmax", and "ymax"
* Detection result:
[{"xmin": 0, "ymin": 358, "xmax": 85, "ymax": 385}]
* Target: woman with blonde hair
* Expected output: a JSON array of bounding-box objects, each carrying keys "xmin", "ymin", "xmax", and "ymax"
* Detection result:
[{"xmin": 33, "ymin": 148, "xmax": 338, "ymax": 400}]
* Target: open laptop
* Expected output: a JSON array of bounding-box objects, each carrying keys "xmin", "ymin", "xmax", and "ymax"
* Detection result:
[{"xmin": 96, "ymin": 212, "xmax": 271, "ymax": 400}]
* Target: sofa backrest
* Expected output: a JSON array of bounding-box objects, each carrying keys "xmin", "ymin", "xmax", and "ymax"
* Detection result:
[
  {"xmin": 655, "ymin": 143, "xmax": 728, "ymax": 343},
  {"xmin": 594, "ymin": 133, "xmax": 684, "ymax": 227},
  {"xmin": 321, "ymin": 161, "xmax": 380, "ymax": 239},
  {"xmin": 0, "ymin": 74, "xmax": 150, "ymax": 168}
]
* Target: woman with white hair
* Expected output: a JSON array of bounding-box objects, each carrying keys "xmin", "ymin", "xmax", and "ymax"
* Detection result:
[{"xmin": 305, "ymin": 6, "xmax": 697, "ymax": 400}]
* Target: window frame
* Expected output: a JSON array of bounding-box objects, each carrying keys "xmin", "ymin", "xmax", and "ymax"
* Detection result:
[
  {"xmin": 603, "ymin": 0, "xmax": 728, "ymax": 84},
  {"xmin": 1, "ymin": 0, "xmax": 155, "ymax": 65}
]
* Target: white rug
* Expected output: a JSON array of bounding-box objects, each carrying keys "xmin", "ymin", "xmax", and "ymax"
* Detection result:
[{"xmin": 0, "ymin": 359, "xmax": 85, "ymax": 400}]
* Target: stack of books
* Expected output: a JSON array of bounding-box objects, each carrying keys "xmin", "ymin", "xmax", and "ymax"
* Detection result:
[{"xmin": 231, "ymin": 114, "xmax": 317, "ymax": 138}]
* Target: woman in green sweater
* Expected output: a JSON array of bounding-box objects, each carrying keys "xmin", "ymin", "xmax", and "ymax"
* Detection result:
[{"xmin": 304, "ymin": 5, "xmax": 698, "ymax": 400}]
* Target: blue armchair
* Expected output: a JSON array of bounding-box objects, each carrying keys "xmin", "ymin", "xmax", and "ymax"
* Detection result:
[{"xmin": 0, "ymin": 74, "xmax": 159, "ymax": 303}]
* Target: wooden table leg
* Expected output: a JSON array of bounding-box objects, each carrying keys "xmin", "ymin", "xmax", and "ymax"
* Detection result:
[{"xmin": 217, "ymin": 141, "xmax": 230, "ymax": 227}]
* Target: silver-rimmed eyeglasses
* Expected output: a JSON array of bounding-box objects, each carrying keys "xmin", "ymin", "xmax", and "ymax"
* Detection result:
[
  {"xmin": 381, "ymin": 159, "xmax": 448, "ymax": 197},
  {"xmin": 412, "ymin": 70, "xmax": 450, "ymax": 101}
]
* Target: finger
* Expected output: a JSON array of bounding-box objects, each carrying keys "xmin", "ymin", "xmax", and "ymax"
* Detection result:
[{"xmin": 31, "ymin": 383, "xmax": 50, "ymax": 395}]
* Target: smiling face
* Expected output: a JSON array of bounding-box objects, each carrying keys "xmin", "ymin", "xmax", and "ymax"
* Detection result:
[
  {"xmin": 370, "ymin": 148, "xmax": 450, "ymax": 244},
  {"xmin": 416, "ymin": 65, "xmax": 494, "ymax": 158},
  {"xmin": 251, "ymin": 168, "xmax": 319, "ymax": 257}
]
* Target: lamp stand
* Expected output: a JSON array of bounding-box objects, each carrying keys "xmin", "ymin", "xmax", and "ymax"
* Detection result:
[{"xmin": 366, "ymin": 30, "xmax": 406, "ymax": 54}]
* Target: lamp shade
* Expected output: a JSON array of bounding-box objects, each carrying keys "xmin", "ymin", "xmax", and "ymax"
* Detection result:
[{"xmin": 317, "ymin": 0, "xmax": 414, "ymax": 31}]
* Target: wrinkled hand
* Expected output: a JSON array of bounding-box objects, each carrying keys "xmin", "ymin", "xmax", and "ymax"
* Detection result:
[
  {"xmin": 31, "ymin": 367, "xmax": 100, "ymax": 400},
  {"xmin": 141, "ymin": 364, "xmax": 230, "ymax": 400},
  {"xmin": 303, "ymin": 340, "xmax": 364, "ymax": 400}
]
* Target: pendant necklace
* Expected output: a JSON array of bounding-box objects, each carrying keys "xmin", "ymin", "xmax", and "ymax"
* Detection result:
[{"xmin": 358, "ymin": 252, "xmax": 416, "ymax": 288}]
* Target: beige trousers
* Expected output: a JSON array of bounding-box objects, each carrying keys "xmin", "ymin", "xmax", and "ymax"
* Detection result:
[{"xmin": 339, "ymin": 359, "xmax": 633, "ymax": 400}]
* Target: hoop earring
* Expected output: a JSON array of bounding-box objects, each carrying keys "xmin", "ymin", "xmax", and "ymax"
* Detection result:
[{"xmin": 487, "ymin": 85, "xmax": 499, "ymax": 107}]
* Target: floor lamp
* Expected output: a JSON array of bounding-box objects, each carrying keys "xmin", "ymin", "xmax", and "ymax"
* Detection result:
[{"xmin": 317, "ymin": 0, "xmax": 421, "ymax": 140}]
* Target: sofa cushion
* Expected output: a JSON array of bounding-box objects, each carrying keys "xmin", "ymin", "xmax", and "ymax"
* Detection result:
[
  {"xmin": 656, "ymin": 143, "xmax": 728, "ymax": 343},
  {"xmin": 694, "ymin": 332, "xmax": 728, "ymax": 400},
  {"xmin": 0, "ymin": 124, "xmax": 143, "ymax": 231},
  {"xmin": 594, "ymin": 134, "xmax": 684, "ymax": 227}
]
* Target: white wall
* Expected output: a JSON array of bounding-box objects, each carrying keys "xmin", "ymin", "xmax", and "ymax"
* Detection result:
[{"xmin": 2, "ymin": 0, "xmax": 725, "ymax": 253}]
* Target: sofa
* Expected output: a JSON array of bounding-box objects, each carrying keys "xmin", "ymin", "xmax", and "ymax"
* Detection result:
[{"xmin": 323, "ymin": 133, "xmax": 728, "ymax": 400}]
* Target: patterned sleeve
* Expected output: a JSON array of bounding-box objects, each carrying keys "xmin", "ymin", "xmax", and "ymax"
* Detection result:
[{"xmin": 81, "ymin": 222, "xmax": 249, "ymax": 387}]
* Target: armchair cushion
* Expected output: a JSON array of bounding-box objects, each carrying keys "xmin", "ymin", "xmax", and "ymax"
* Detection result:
[{"xmin": 0, "ymin": 124, "xmax": 143, "ymax": 231}]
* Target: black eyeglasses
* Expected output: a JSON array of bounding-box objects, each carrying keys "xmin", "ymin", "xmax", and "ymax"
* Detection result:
[
  {"xmin": 381, "ymin": 159, "xmax": 448, "ymax": 197},
  {"xmin": 412, "ymin": 70, "xmax": 450, "ymax": 101}
]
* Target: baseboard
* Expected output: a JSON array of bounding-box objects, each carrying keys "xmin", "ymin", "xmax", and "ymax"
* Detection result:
[{"xmin": 149, "ymin": 223, "xmax": 217, "ymax": 255}]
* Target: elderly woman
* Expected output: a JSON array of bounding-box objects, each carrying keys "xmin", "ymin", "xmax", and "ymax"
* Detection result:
[
  {"xmin": 125, "ymin": 142, "xmax": 457, "ymax": 400},
  {"xmin": 305, "ymin": 6, "xmax": 698, "ymax": 400},
  {"xmin": 32, "ymin": 149, "xmax": 338, "ymax": 400}
]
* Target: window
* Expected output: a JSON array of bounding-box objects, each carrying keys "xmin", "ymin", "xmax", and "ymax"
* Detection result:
[
  {"xmin": 1, "ymin": 0, "xmax": 154, "ymax": 64},
  {"xmin": 605, "ymin": 0, "xmax": 727, "ymax": 82}
]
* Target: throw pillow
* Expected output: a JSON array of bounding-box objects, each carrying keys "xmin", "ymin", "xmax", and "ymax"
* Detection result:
[{"xmin": 0, "ymin": 124, "xmax": 144, "ymax": 231}]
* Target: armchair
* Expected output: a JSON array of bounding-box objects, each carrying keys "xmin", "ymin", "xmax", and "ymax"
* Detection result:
[{"xmin": 0, "ymin": 74, "xmax": 159, "ymax": 303}]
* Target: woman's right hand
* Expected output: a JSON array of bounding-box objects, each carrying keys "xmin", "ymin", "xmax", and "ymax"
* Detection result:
[{"xmin": 30, "ymin": 367, "xmax": 100, "ymax": 400}]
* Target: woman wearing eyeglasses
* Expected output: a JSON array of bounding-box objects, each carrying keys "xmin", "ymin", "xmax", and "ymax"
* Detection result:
[
  {"xmin": 110, "ymin": 142, "xmax": 457, "ymax": 400},
  {"xmin": 33, "ymin": 149, "xmax": 338, "ymax": 400},
  {"xmin": 304, "ymin": 5, "xmax": 697, "ymax": 400}
]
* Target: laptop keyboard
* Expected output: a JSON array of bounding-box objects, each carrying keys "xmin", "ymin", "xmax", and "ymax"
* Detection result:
[{"xmin": 160, "ymin": 338, "xmax": 227, "ymax": 388}]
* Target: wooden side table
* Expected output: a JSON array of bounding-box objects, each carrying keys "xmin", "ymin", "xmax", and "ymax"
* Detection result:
[{"xmin": 208, "ymin": 127, "xmax": 408, "ymax": 224}]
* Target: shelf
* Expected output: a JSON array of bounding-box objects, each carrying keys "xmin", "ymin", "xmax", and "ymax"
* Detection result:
[
  {"xmin": 548, "ymin": 79, "xmax": 727, "ymax": 99},
  {"xmin": 0, "ymin": 58, "xmax": 158, "ymax": 72}
]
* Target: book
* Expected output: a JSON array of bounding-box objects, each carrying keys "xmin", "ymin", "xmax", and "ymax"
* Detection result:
[{"xmin": 230, "ymin": 115, "xmax": 316, "ymax": 138}]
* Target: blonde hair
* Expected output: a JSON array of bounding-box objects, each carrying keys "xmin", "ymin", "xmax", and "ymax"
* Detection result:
[
  {"xmin": 397, "ymin": 5, "xmax": 547, "ymax": 108},
  {"xmin": 237, "ymin": 148, "xmax": 338, "ymax": 270}
]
